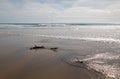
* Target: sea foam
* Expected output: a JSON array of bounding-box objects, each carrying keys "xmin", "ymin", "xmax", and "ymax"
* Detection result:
[{"xmin": 83, "ymin": 52, "xmax": 120, "ymax": 79}]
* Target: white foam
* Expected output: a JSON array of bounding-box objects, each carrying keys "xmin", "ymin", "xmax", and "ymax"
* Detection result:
[
  {"xmin": 33, "ymin": 35, "xmax": 120, "ymax": 43},
  {"xmin": 26, "ymin": 25, "xmax": 120, "ymax": 30},
  {"xmin": 0, "ymin": 31, "xmax": 120, "ymax": 43},
  {"xmin": 1, "ymin": 24, "xmax": 120, "ymax": 29},
  {"xmin": 85, "ymin": 52, "xmax": 120, "ymax": 60},
  {"xmin": 82, "ymin": 52, "xmax": 120, "ymax": 79},
  {"xmin": 88, "ymin": 63, "xmax": 120, "ymax": 78}
]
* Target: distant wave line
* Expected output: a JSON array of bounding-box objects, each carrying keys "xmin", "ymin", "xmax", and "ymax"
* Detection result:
[{"xmin": 0, "ymin": 32, "xmax": 120, "ymax": 43}]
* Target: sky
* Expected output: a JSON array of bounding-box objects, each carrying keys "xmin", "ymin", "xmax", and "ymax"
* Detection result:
[{"xmin": 0, "ymin": 0, "xmax": 120, "ymax": 23}]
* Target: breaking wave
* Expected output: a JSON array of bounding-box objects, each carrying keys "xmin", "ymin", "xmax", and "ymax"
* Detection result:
[{"xmin": 1, "ymin": 23, "xmax": 120, "ymax": 29}]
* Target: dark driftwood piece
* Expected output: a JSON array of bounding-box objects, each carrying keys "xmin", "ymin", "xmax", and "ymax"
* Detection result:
[
  {"xmin": 75, "ymin": 57, "xmax": 84, "ymax": 64},
  {"xmin": 30, "ymin": 45, "xmax": 58, "ymax": 52},
  {"xmin": 30, "ymin": 45, "xmax": 45, "ymax": 50},
  {"xmin": 50, "ymin": 47, "xmax": 58, "ymax": 51}
]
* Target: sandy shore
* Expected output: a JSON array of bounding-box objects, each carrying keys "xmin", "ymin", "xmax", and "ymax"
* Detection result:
[{"xmin": 0, "ymin": 34, "xmax": 106, "ymax": 79}]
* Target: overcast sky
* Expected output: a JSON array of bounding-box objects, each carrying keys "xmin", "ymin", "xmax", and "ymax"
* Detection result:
[{"xmin": 0, "ymin": 0, "xmax": 120, "ymax": 23}]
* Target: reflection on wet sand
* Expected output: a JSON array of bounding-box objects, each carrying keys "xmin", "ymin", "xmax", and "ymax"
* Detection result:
[{"xmin": 0, "ymin": 35, "xmax": 106, "ymax": 79}]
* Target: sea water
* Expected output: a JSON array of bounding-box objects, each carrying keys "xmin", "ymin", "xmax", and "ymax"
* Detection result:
[{"xmin": 0, "ymin": 23, "xmax": 120, "ymax": 79}]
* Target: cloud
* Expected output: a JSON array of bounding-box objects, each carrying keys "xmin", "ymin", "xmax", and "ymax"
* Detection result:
[{"xmin": 0, "ymin": 0, "xmax": 120, "ymax": 23}]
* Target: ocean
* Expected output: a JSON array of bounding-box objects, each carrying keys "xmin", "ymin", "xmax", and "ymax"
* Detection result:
[{"xmin": 0, "ymin": 23, "xmax": 120, "ymax": 79}]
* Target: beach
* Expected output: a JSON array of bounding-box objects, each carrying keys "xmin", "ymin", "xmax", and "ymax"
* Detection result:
[
  {"xmin": 0, "ymin": 0, "xmax": 120, "ymax": 78},
  {"xmin": 0, "ymin": 24, "xmax": 120, "ymax": 79},
  {"xmin": 0, "ymin": 35, "xmax": 105, "ymax": 79}
]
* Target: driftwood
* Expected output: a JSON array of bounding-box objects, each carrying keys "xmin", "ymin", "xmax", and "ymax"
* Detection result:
[
  {"xmin": 50, "ymin": 47, "xmax": 58, "ymax": 51},
  {"xmin": 75, "ymin": 57, "xmax": 84, "ymax": 64},
  {"xmin": 30, "ymin": 45, "xmax": 58, "ymax": 52},
  {"xmin": 30, "ymin": 45, "xmax": 45, "ymax": 50}
]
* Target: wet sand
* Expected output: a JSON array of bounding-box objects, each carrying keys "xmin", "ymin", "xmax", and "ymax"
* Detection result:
[{"xmin": 0, "ymin": 34, "xmax": 106, "ymax": 79}]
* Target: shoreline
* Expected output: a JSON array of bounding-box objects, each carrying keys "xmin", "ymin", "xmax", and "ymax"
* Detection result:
[{"xmin": 0, "ymin": 34, "xmax": 115, "ymax": 79}]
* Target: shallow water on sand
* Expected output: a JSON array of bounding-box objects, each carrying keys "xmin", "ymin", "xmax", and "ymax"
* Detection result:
[
  {"xmin": 61, "ymin": 40, "xmax": 120, "ymax": 79},
  {"xmin": 0, "ymin": 24, "xmax": 120, "ymax": 79},
  {"xmin": 0, "ymin": 35, "xmax": 107, "ymax": 79}
]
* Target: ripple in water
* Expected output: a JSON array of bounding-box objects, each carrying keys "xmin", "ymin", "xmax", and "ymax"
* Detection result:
[{"xmin": 80, "ymin": 52, "xmax": 120, "ymax": 79}]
